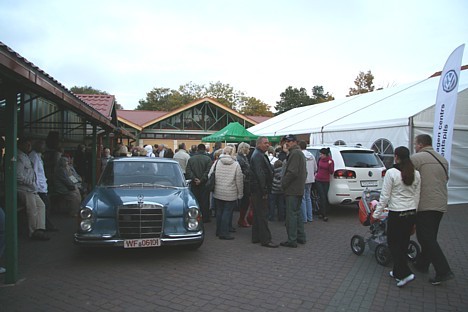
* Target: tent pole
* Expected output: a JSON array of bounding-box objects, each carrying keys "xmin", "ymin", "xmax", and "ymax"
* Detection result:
[{"xmin": 408, "ymin": 117, "xmax": 414, "ymax": 152}]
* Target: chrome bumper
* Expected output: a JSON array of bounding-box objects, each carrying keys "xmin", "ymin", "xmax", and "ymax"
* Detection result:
[{"xmin": 74, "ymin": 231, "xmax": 204, "ymax": 247}]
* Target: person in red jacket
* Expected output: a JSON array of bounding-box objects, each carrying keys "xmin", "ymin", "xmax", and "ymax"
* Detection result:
[{"xmin": 315, "ymin": 148, "xmax": 334, "ymax": 221}]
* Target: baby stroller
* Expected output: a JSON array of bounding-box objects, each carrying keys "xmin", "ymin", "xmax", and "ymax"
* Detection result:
[{"xmin": 350, "ymin": 189, "xmax": 420, "ymax": 266}]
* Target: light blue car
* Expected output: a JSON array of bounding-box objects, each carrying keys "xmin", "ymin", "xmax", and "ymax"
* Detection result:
[{"xmin": 74, "ymin": 157, "xmax": 204, "ymax": 250}]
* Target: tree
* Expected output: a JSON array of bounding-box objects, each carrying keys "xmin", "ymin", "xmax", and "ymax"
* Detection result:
[
  {"xmin": 136, "ymin": 81, "xmax": 273, "ymax": 115},
  {"xmin": 239, "ymin": 97, "xmax": 274, "ymax": 117},
  {"xmin": 275, "ymin": 85, "xmax": 335, "ymax": 115},
  {"xmin": 71, "ymin": 85, "xmax": 124, "ymax": 109},
  {"xmin": 275, "ymin": 87, "xmax": 312, "ymax": 115},
  {"xmin": 136, "ymin": 87, "xmax": 178, "ymax": 111},
  {"xmin": 312, "ymin": 86, "xmax": 335, "ymax": 103},
  {"xmin": 70, "ymin": 85, "xmax": 109, "ymax": 95},
  {"xmin": 348, "ymin": 70, "xmax": 375, "ymax": 96}
]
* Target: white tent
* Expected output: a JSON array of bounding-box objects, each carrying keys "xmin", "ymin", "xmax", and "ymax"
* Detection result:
[{"xmin": 249, "ymin": 69, "xmax": 468, "ymax": 204}]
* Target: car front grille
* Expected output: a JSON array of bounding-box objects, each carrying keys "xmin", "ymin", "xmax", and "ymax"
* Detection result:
[{"xmin": 117, "ymin": 204, "xmax": 164, "ymax": 239}]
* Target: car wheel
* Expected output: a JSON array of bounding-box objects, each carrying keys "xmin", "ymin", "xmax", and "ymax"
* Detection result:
[
  {"xmin": 350, "ymin": 235, "xmax": 365, "ymax": 255},
  {"xmin": 407, "ymin": 240, "xmax": 420, "ymax": 262},
  {"xmin": 375, "ymin": 243, "xmax": 392, "ymax": 266},
  {"xmin": 311, "ymin": 187, "xmax": 321, "ymax": 215}
]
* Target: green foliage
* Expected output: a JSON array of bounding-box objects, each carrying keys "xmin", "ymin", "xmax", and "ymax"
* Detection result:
[
  {"xmin": 137, "ymin": 87, "xmax": 187, "ymax": 111},
  {"xmin": 240, "ymin": 97, "xmax": 274, "ymax": 117},
  {"xmin": 70, "ymin": 85, "xmax": 109, "ymax": 95},
  {"xmin": 274, "ymin": 85, "xmax": 334, "ymax": 115},
  {"xmin": 348, "ymin": 70, "xmax": 375, "ymax": 96},
  {"xmin": 312, "ymin": 86, "xmax": 335, "ymax": 103},
  {"xmin": 136, "ymin": 81, "xmax": 273, "ymax": 116}
]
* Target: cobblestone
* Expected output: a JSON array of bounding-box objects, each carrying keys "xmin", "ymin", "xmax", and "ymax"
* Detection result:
[{"xmin": 1, "ymin": 204, "xmax": 467, "ymax": 311}]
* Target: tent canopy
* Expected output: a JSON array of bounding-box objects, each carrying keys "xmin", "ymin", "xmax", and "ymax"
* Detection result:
[
  {"xmin": 201, "ymin": 122, "xmax": 258, "ymax": 143},
  {"xmin": 247, "ymin": 69, "xmax": 468, "ymax": 204},
  {"xmin": 202, "ymin": 122, "xmax": 283, "ymax": 143},
  {"xmin": 248, "ymin": 70, "xmax": 468, "ymax": 137}
]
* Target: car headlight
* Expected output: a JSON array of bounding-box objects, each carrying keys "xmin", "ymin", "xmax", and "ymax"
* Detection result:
[
  {"xmin": 187, "ymin": 220, "xmax": 199, "ymax": 231},
  {"xmin": 80, "ymin": 207, "xmax": 93, "ymax": 219},
  {"xmin": 186, "ymin": 206, "xmax": 201, "ymax": 230},
  {"xmin": 187, "ymin": 207, "xmax": 200, "ymax": 219},
  {"xmin": 80, "ymin": 219, "xmax": 93, "ymax": 232}
]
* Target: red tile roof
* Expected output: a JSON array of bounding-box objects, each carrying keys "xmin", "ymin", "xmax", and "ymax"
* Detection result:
[
  {"xmin": 76, "ymin": 94, "xmax": 115, "ymax": 119},
  {"xmin": 246, "ymin": 115, "xmax": 271, "ymax": 123},
  {"xmin": 117, "ymin": 109, "xmax": 168, "ymax": 128}
]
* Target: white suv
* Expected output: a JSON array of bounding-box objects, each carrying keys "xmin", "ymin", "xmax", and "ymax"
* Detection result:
[{"xmin": 307, "ymin": 145, "xmax": 387, "ymax": 205}]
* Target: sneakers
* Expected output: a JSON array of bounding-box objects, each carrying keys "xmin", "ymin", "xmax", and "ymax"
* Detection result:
[
  {"xmin": 429, "ymin": 271, "xmax": 455, "ymax": 286},
  {"xmin": 389, "ymin": 271, "xmax": 395, "ymax": 278},
  {"xmin": 0, "ymin": 267, "xmax": 5, "ymax": 274},
  {"xmin": 397, "ymin": 274, "xmax": 415, "ymax": 287}
]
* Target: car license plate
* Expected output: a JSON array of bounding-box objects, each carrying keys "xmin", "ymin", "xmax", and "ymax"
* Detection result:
[
  {"xmin": 124, "ymin": 238, "xmax": 161, "ymax": 248},
  {"xmin": 361, "ymin": 180, "xmax": 378, "ymax": 187}
]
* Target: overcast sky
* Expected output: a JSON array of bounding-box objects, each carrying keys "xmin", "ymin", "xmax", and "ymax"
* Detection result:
[{"xmin": 1, "ymin": 0, "xmax": 467, "ymax": 111}]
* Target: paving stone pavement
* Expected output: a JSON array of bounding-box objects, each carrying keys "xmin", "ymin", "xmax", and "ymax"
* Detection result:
[{"xmin": 1, "ymin": 204, "xmax": 467, "ymax": 311}]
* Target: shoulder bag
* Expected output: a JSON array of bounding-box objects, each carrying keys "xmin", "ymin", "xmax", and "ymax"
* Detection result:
[{"xmin": 206, "ymin": 160, "xmax": 218, "ymax": 192}]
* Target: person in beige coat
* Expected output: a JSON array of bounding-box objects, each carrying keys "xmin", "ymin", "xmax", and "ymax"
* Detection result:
[
  {"xmin": 208, "ymin": 146, "xmax": 243, "ymax": 240},
  {"xmin": 411, "ymin": 134, "xmax": 454, "ymax": 285}
]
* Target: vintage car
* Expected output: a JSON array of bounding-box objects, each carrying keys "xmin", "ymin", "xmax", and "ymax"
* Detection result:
[{"xmin": 74, "ymin": 157, "xmax": 204, "ymax": 249}]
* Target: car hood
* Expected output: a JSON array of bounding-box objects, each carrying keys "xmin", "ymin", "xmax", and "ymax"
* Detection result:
[{"xmin": 83, "ymin": 186, "xmax": 197, "ymax": 217}]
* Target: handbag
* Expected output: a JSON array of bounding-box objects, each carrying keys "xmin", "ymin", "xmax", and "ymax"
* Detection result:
[{"xmin": 206, "ymin": 160, "xmax": 219, "ymax": 192}]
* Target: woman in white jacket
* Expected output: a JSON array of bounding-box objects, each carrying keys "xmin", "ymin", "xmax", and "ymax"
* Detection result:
[
  {"xmin": 208, "ymin": 146, "xmax": 243, "ymax": 240},
  {"xmin": 373, "ymin": 146, "xmax": 421, "ymax": 287}
]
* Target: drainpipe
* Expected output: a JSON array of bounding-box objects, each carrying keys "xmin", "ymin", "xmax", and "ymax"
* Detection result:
[
  {"xmin": 320, "ymin": 126, "xmax": 325, "ymax": 144},
  {"xmin": 4, "ymin": 85, "xmax": 19, "ymax": 284}
]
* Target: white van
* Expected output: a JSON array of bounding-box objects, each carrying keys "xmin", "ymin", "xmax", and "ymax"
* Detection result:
[{"xmin": 307, "ymin": 145, "xmax": 387, "ymax": 205}]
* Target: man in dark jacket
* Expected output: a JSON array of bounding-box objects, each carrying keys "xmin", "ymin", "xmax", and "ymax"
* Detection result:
[
  {"xmin": 186, "ymin": 144, "xmax": 212, "ymax": 222},
  {"xmin": 250, "ymin": 137, "xmax": 278, "ymax": 248},
  {"xmin": 280, "ymin": 134, "xmax": 307, "ymax": 248}
]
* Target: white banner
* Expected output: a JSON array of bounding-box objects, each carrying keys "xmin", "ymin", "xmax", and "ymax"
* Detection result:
[{"xmin": 433, "ymin": 44, "xmax": 465, "ymax": 165}]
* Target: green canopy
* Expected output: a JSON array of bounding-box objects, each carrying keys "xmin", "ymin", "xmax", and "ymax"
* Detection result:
[{"xmin": 201, "ymin": 122, "xmax": 258, "ymax": 143}]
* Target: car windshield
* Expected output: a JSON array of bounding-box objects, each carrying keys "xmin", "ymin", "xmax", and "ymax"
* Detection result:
[
  {"xmin": 99, "ymin": 161, "xmax": 185, "ymax": 187},
  {"xmin": 340, "ymin": 151, "xmax": 384, "ymax": 168}
]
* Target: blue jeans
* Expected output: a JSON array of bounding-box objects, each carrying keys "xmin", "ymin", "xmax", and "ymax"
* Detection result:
[
  {"xmin": 300, "ymin": 183, "xmax": 313, "ymax": 222},
  {"xmin": 214, "ymin": 198, "xmax": 236, "ymax": 238}
]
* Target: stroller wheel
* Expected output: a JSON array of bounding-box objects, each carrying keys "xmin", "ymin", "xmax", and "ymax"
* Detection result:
[
  {"xmin": 375, "ymin": 243, "xmax": 392, "ymax": 266},
  {"xmin": 407, "ymin": 240, "xmax": 421, "ymax": 262},
  {"xmin": 350, "ymin": 235, "xmax": 365, "ymax": 255}
]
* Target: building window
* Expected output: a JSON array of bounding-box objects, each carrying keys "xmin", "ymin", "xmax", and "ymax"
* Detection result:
[{"xmin": 371, "ymin": 138, "xmax": 394, "ymax": 168}]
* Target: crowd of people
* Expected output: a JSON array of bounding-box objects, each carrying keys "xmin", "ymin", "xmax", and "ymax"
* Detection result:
[{"xmin": 0, "ymin": 133, "xmax": 455, "ymax": 287}]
